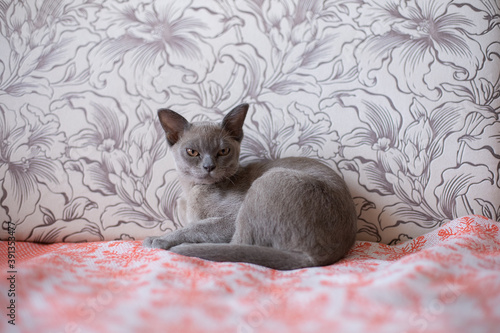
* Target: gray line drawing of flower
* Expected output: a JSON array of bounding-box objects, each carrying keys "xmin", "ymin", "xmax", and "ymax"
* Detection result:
[
  {"xmin": 355, "ymin": 0, "xmax": 489, "ymax": 99},
  {"xmin": 0, "ymin": 0, "xmax": 98, "ymax": 96},
  {"xmin": 236, "ymin": 0, "xmax": 362, "ymax": 95},
  {"xmin": 26, "ymin": 197, "xmax": 103, "ymax": 243},
  {"xmin": 0, "ymin": 103, "xmax": 69, "ymax": 224},
  {"xmin": 88, "ymin": 0, "xmax": 239, "ymax": 102},
  {"xmin": 52, "ymin": 92, "xmax": 175, "ymax": 231},
  {"xmin": 325, "ymin": 89, "xmax": 495, "ymax": 235},
  {"xmin": 240, "ymin": 101, "xmax": 340, "ymax": 163}
]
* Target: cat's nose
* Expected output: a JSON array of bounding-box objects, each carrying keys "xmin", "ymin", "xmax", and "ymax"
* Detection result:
[
  {"xmin": 203, "ymin": 163, "xmax": 216, "ymax": 172},
  {"xmin": 202, "ymin": 155, "xmax": 216, "ymax": 172}
]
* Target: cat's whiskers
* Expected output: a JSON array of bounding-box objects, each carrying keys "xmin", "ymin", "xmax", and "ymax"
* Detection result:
[{"xmin": 225, "ymin": 175, "xmax": 236, "ymax": 186}]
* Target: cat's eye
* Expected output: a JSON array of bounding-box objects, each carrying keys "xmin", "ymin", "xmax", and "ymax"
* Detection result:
[
  {"xmin": 218, "ymin": 148, "xmax": 230, "ymax": 156},
  {"xmin": 186, "ymin": 148, "xmax": 199, "ymax": 157}
]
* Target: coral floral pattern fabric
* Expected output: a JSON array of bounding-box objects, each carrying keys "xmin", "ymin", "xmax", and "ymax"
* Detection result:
[
  {"xmin": 1, "ymin": 215, "xmax": 499, "ymax": 332},
  {"xmin": 1, "ymin": 0, "xmax": 500, "ymax": 244}
]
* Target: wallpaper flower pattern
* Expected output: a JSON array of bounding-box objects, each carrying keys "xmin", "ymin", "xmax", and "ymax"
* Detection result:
[{"xmin": 1, "ymin": 0, "xmax": 499, "ymax": 244}]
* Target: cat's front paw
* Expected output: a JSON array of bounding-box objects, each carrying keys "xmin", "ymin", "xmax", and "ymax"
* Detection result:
[
  {"xmin": 142, "ymin": 236, "xmax": 158, "ymax": 248},
  {"xmin": 142, "ymin": 236, "xmax": 180, "ymax": 250}
]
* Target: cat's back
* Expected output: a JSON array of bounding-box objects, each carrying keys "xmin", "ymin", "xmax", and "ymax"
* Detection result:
[
  {"xmin": 244, "ymin": 157, "xmax": 346, "ymax": 189},
  {"xmin": 240, "ymin": 156, "xmax": 354, "ymax": 217}
]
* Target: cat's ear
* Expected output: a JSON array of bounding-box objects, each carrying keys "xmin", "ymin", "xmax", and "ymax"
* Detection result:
[
  {"xmin": 222, "ymin": 104, "xmax": 249, "ymax": 142},
  {"xmin": 157, "ymin": 109, "xmax": 190, "ymax": 146}
]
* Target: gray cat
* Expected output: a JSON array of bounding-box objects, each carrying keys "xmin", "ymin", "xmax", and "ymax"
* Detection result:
[{"xmin": 143, "ymin": 104, "xmax": 357, "ymax": 270}]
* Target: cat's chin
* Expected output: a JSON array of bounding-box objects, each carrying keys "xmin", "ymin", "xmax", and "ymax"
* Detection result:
[
  {"xmin": 178, "ymin": 166, "xmax": 237, "ymax": 185},
  {"xmin": 193, "ymin": 177, "xmax": 224, "ymax": 185},
  {"xmin": 195, "ymin": 179, "xmax": 219, "ymax": 185},
  {"xmin": 188, "ymin": 173, "xmax": 226, "ymax": 185}
]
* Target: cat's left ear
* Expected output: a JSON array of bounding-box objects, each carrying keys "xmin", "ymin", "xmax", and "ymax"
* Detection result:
[{"xmin": 222, "ymin": 104, "xmax": 249, "ymax": 142}]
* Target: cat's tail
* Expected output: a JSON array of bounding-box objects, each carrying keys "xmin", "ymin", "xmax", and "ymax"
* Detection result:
[{"xmin": 169, "ymin": 243, "xmax": 316, "ymax": 270}]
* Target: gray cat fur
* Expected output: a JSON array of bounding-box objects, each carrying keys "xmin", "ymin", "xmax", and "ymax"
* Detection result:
[{"xmin": 143, "ymin": 104, "xmax": 357, "ymax": 270}]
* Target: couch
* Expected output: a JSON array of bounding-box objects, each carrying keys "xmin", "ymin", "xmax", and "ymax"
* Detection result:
[{"xmin": 1, "ymin": 0, "xmax": 499, "ymax": 332}]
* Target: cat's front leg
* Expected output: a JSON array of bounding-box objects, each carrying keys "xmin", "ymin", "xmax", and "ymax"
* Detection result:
[{"xmin": 142, "ymin": 216, "xmax": 235, "ymax": 250}]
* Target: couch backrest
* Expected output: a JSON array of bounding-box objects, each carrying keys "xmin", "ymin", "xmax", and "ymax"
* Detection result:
[{"xmin": 1, "ymin": 0, "xmax": 499, "ymax": 244}]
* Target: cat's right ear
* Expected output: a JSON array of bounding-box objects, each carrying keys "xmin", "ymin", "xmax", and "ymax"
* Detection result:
[
  {"xmin": 222, "ymin": 104, "xmax": 249, "ymax": 142},
  {"xmin": 157, "ymin": 109, "xmax": 190, "ymax": 146}
]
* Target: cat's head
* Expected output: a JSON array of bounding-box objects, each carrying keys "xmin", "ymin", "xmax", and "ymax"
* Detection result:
[{"xmin": 158, "ymin": 104, "xmax": 249, "ymax": 185}]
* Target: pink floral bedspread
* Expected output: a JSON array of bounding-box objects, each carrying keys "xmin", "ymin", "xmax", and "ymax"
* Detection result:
[{"xmin": 2, "ymin": 215, "xmax": 500, "ymax": 333}]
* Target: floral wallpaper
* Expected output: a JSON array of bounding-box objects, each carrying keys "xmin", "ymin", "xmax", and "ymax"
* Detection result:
[{"xmin": 1, "ymin": 0, "xmax": 499, "ymax": 244}]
